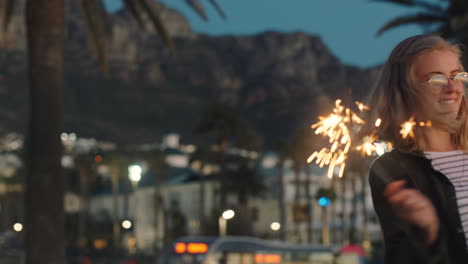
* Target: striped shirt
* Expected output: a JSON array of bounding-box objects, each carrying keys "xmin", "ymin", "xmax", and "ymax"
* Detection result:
[{"xmin": 425, "ymin": 150, "xmax": 468, "ymax": 247}]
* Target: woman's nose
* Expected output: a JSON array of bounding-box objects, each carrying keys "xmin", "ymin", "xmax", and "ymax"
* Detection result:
[{"xmin": 445, "ymin": 79, "xmax": 461, "ymax": 93}]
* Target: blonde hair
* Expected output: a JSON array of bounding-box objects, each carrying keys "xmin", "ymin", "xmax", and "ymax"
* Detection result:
[{"xmin": 366, "ymin": 34, "xmax": 468, "ymax": 151}]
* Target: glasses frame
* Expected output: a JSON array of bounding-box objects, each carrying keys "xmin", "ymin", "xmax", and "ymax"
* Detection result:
[
  {"xmin": 422, "ymin": 71, "xmax": 468, "ymax": 93},
  {"xmin": 425, "ymin": 71, "xmax": 468, "ymax": 86}
]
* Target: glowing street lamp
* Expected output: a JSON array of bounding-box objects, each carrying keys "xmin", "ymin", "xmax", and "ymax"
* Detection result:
[
  {"xmin": 122, "ymin": 220, "xmax": 132, "ymax": 230},
  {"xmin": 219, "ymin": 209, "xmax": 235, "ymax": 237},
  {"xmin": 270, "ymin": 222, "xmax": 281, "ymax": 231},
  {"xmin": 128, "ymin": 164, "xmax": 142, "ymax": 188},
  {"xmin": 13, "ymin": 222, "xmax": 23, "ymax": 232}
]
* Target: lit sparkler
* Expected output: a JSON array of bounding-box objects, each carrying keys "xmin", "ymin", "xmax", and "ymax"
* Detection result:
[
  {"xmin": 308, "ymin": 100, "xmax": 430, "ymax": 179},
  {"xmin": 308, "ymin": 100, "xmax": 368, "ymax": 178}
]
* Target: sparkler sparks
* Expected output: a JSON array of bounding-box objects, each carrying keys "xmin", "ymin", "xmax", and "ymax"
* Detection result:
[
  {"xmin": 308, "ymin": 100, "xmax": 430, "ymax": 179},
  {"xmin": 308, "ymin": 100, "xmax": 368, "ymax": 178},
  {"xmin": 400, "ymin": 117, "xmax": 416, "ymax": 139}
]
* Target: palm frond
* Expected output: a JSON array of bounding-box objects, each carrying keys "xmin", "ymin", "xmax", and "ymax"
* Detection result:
[
  {"xmin": 372, "ymin": 0, "xmax": 444, "ymax": 13},
  {"xmin": 371, "ymin": 0, "xmax": 415, "ymax": 7},
  {"xmin": 138, "ymin": 0, "xmax": 175, "ymax": 55},
  {"xmin": 432, "ymin": 24, "xmax": 454, "ymax": 38},
  {"xmin": 94, "ymin": 0, "xmax": 113, "ymax": 35},
  {"xmin": 79, "ymin": 0, "xmax": 110, "ymax": 76},
  {"xmin": 413, "ymin": 0, "xmax": 446, "ymax": 13},
  {"xmin": 185, "ymin": 0, "xmax": 209, "ymax": 21},
  {"xmin": 122, "ymin": 0, "xmax": 146, "ymax": 29},
  {"xmin": 376, "ymin": 13, "xmax": 446, "ymax": 36},
  {"xmin": 208, "ymin": 0, "xmax": 226, "ymax": 19},
  {"xmin": 0, "ymin": 0, "xmax": 15, "ymax": 45},
  {"xmin": 0, "ymin": 0, "xmax": 14, "ymax": 32}
]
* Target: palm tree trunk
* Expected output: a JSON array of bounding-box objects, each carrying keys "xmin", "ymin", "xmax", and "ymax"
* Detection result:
[
  {"xmin": 329, "ymin": 179, "xmax": 337, "ymax": 244},
  {"xmin": 25, "ymin": 1, "xmax": 65, "ymax": 264},
  {"xmin": 321, "ymin": 206, "xmax": 329, "ymax": 245},
  {"xmin": 111, "ymin": 166, "xmax": 121, "ymax": 256},
  {"xmin": 340, "ymin": 175, "xmax": 349, "ymax": 244},
  {"xmin": 153, "ymin": 162, "xmax": 165, "ymax": 264},
  {"xmin": 278, "ymin": 159, "xmax": 287, "ymax": 241},
  {"xmin": 293, "ymin": 167, "xmax": 301, "ymax": 241},
  {"xmin": 304, "ymin": 166, "xmax": 312, "ymax": 243},
  {"xmin": 199, "ymin": 164, "xmax": 206, "ymax": 233},
  {"xmin": 349, "ymin": 171, "xmax": 358, "ymax": 243},
  {"xmin": 78, "ymin": 165, "xmax": 91, "ymax": 242}
]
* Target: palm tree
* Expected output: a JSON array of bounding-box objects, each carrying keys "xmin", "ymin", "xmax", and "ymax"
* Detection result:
[
  {"xmin": 101, "ymin": 151, "xmax": 128, "ymax": 256},
  {"xmin": 0, "ymin": 1, "xmax": 226, "ymax": 263},
  {"xmin": 24, "ymin": 2, "xmax": 66, "ymax": 264},
  {"xmin": 375, "ymin": 0, "xmax": 468, "ymax": 65},
  {"xmin": 275, "ymin": 140, "xmax": 293, "ymax": 241},
  {"xmin": 143, "ymin": 149, "xmax": 169, "ymax": 253},
  {"xmin": 189, "ymin": 146, "xmax": 217, "ymax": 234},
  {"xmin": 224, "ymin": 160, "xmax": 266, "ymax": 236},
  {"xmin": 195, "ymin": 102, "xmax": 249, "ymax": 209},
  {"xmin": 74, "ymin": 154, "xmax": 96, "ymax": 246}
]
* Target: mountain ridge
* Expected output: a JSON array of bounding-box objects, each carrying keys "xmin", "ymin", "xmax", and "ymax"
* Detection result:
[{"xmin": 0, "ymin": 1, "xmax": 380, "ymax": 148}]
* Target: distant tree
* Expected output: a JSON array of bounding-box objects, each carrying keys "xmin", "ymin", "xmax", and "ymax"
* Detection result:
[
  {"xmin": 224, "ymin": 160, "xmax": 265, "ymax": 236},
  {"xmin": 375, "ymin": 0, "xmax": 468, "ymax": 65},
  {"xmin": 166, "ymin": 200, "xmax": 187, "ymax": 242},
  {"xmin": 74, "ymin": 154, "xmax": 96, "ymax": 247},
  {"xmin": 196, "ymin": 102, "xmax": 261, "ymax": 209},
  {"xmin": 189, "ymin": 146, "xmax": 217, "ymax": 234},
  {"xmin": 196, "ymin": 102, "xmax": 244, "ymax": 150},
  {"xmin": 274, "ymin": 140, "xmax": 293, "ymax": 241},
  {"xmin": 141, "ymin": 149, "xmax": 169, "ymax": 252},
  {"xmin": 101, "ymin": 151, "xmax": 128, "ymax": 255}
]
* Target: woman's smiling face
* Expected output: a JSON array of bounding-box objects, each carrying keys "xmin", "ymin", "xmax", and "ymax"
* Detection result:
[{"xmin": 412, "ymin": 49, "xmax": 465, "ymax": 122}]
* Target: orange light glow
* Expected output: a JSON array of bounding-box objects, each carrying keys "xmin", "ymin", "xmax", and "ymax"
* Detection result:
[
  {"xmin": 255, "ymin": 254, "xmax": 282, "ymax": 263},
  {"xmin": 187, "ymin": 243, "xmax": 208, "ymax": 254},
  {"xmin": 94, "ymin": 155, "xmax": 103, "ymax": 163},
  {"xmin": 174, "ymin": 243, "xmax": 186, "ymax": 254}
]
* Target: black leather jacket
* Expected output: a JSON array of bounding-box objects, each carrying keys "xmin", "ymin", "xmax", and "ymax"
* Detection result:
[{"xmin": 369, "ymin": 149, "xmax": 468, "ymax": 264}]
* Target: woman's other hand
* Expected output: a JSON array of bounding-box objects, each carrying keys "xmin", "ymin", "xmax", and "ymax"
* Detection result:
[{"xmin": 384, "ymin": 180, "xmax": 440, "ymax": 246}]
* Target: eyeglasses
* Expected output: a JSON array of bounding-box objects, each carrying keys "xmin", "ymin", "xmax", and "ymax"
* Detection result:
[{"xmin": 425, "ymin": 72, "xmax": 468, "ymax": 92}]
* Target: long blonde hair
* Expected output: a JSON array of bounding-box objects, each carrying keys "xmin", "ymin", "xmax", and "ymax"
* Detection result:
[{"xmin": 366, "ymin": 34, "xmax": 468, "ymax": 151}]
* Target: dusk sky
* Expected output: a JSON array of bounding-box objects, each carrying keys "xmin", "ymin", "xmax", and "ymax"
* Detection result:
[{"xmin": 104, "ymin": 0, "xmax": 428, "ymax": 68}]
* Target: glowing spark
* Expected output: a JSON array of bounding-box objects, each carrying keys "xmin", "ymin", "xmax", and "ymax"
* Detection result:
[
  {"xmin": 355, "ymin": 101, "xmax": 370, "ymax": 112},
  {"xmin": 356, "ymin": 135, "xmax": 378, "ymax": 156},
  {"xmin": 338, "ymin": 163, "xmax": 346, "ymax": 178},
  {"xmin": 400, "ymin": 117, "xmax": 416, "ymax": 139},
  {"xmin": 375, "ymin": 118, "xmax": 382, "ymax": 127},
  {"xmin": 308, "ymin": 100, "xmax": 416, "ymax": 179},
  {"xmin": 307, "ymin": 151, "xmax": 318, "ymax": 163},
  {"xmin": 308, "ymin": 99, "xmax": 369, "ymax": 178}
]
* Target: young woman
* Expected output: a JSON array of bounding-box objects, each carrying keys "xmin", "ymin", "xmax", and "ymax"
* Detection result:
[{"xmin": 368, "ymin": 35, "xmax": 468, "ymax": 263}]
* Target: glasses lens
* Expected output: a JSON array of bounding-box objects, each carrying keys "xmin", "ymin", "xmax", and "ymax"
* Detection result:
[
  {"xmin": 453, "ymin": 72, "xmax": 468, "ymax": 83},
  {"xmin": 427, "ymin": 75, "xmax": 448, "ymax": 86}
]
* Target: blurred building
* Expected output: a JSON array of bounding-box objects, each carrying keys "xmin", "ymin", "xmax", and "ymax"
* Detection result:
[{"xmin": 71, "ymin": 131, "xmax": 382, "ymax": 254}]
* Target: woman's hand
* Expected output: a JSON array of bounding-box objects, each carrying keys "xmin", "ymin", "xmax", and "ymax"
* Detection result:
[{"xmin": 384, "ymin": 180, "xmax": 440, "ymax": 246}]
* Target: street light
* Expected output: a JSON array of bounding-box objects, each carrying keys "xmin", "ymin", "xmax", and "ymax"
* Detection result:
[
  {"xmin": 13, "ymin": 222, "xmax": 23, "ymax": 232},
  {"xmin": 270, "ymin": 222, "xmax": 281, "ymax": 231},
  {"xmin": 128, "ymin": 164, "xmax": 142, "ymax": 188},
  {"xmin": 219, "ymin": 209, "xmax": 235, "ymax": 237},
  {"xmin": 122, "ymin": 220, "xmax": 132, "ymax": 230}
]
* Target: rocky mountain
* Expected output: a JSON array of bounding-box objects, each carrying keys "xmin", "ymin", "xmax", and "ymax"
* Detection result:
[{"xmin": 0, "ymin": 1, "xmax": 380, "ymax": 147}]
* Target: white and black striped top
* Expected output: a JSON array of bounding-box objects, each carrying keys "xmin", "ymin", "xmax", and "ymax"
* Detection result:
[{"xmin": 425, "ymin": 150, "xmax": 468, "ymax": 247}]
